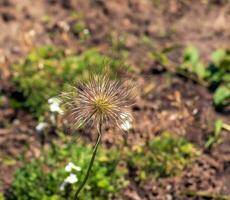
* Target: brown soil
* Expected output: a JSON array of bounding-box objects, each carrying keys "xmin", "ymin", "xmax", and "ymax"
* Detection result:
[{"xmin": 0, "ymin": 0, "xmax": 230, "ymax": 199}]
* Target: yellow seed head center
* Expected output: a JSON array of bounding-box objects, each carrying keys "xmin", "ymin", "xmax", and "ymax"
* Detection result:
[{"xmin": 93, "ymin": 95, "xmax": 113, "ymax": 114}]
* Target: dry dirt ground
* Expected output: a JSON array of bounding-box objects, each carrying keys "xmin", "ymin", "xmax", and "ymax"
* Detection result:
[{"xmin": 0, "ymin": 0, "xmax": 230, "ymax": 199}]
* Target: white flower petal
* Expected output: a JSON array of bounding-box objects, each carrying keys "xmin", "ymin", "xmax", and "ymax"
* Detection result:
[
  {"xmin": 65, "ymin": 162, "xmax": 81, "ymax": 172},
  {"xmin": 59, "ymin": 182, "xmax": 66, "ymax": 191},
  {"xmin": 74, "ymin": 166, "xmax": 81, "ymax": 172},
  {"xmin": 120, "ymin": 112, "xmax": 133, "ymax": 131},
  {"xmin": 48, "ymin": 97, "xmax": 63, "ymax": 114},
  {"xmin": 35, "ymin": 122, "xmax": 48, "ymax": 132},
  {"xmin": 65, "ymin": 173, "xmax": 78, "ymax": 184},
  {"xmin": 65, "ymin": 164, "xmax": 72, "ymax": 172}
]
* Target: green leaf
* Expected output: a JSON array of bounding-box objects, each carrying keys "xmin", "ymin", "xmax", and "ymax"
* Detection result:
[
  {"xmin": 0, "ymin": 192, "xmax": 5, "ymax": 200},
  {"xmin": 42, "ymin": 195, "xmax": 60, "ymax": 200},
  {"xmin": 214, "ymin": 119, "xmax": 223, "ymax": 137},
  {"xmin": 223, "ymin": 74, "xmax": 230, "ymax": 82},
  {"xmin": 211, "ymin": 49, "xmax": 226, "ymax": 64},
  {"xmin": 184, "ymin": 46, "xmax": 199, "ymax": 65},
  {"xmin": 205, "ymin": 119, "xmax": 223, "ymax": 149},
  {"xmin": 205, "ymin": 137, "xmax": 215, "ymax": 149},
  {"xmin": 194, "ymin": 62, "xmax": 206, "ymax": 79},
  {"xmin": 213, "ymin": 86, "xmax": 230, "ymax": 106}
]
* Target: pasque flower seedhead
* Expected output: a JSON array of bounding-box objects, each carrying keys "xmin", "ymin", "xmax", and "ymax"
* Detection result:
[
  {"xmin": 61, "ymin": 74, "xmax": 134, "ymax": 131},
  {"xmin": 60, "ymin": 72, "xmax": 134, "ymax": 199}
]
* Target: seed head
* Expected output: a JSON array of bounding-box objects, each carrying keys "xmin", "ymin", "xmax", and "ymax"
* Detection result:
[{"xmin": 61, "ymin": 74, "xmax": 134, "ymax": 131}]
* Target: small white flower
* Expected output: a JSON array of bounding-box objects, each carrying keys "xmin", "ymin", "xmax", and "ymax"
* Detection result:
[
  {"xmin": 35, "ymin": 122, "xmax": 48, "ymax": 132},
  {"xmin": 120, "ymin": 112, "xmax": 133, "ymax": 131},
  {"xmin": 83, "ymin": 29, "xmax": 90, "ymax": 35},
  {"xmin": 48, "ymin": 97, "xmax": 63, "ymax": 114},
  {"xmin": 65, "ymin": 162, "xmax": 81, "ymax": 172},
  {"xmin": 59, "ymin": 182, "xmax": 65, "ymax": 191},
  {"xmin": 59, "ymin": 173, "xmax": 78, "ymax": 191},
  {"xmin": 65, "ymin": 173, "xmax": 78, "ymax": 184}
]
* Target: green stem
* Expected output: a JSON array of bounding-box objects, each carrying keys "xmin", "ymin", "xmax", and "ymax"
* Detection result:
[{"xmin": 73, "ymin": 123, "xmax": 102, "ymax": 200}]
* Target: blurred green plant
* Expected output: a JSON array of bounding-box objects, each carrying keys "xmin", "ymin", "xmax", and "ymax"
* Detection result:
[
  {"xmin": 207, "ymin": 49, "xmax": 230, "ymax": 108},
  {"xmin": 177, "ymin": 47, "xmax": 230, "ymax": 109},
  {"xmin": 150, "ymin": 45, "xmax": 181, "ymax": 67},
  {"xmin": 125, "ymin": 132, "xmax": 199, "ymax": 180},
  {"xmin": 205, "ymin": 119, "xmax": 223, "ymax": 149},
  {"xmin": 71, "ymin": 21, "xmax": 90, "ymax": 41},
  {"xmin": 151, "ymin": 48, "xmax": 171, "ymax": 67},
  {"xmin": 72, "ymin": 21, "xmax": 85, "ymax": 34},
  {"xmin": 11, "ymin": 46, "xmax": 125, "ymax": 117},
  {"xmin": 180, "ymin": 46, "xmax": 206, "ymax": 79},
  {"xmin": 0, "ymin": 192, "xmax": 5, "ymax": 200},
  {"xmin": 205, "ymin": 119, "xmax": 230, "ymax": 150},
  {"xmin": 9, "ymin": 139, "xmax": 128, "ymax": 200},
  {"xmin": 0, "ymin": 95, "xmax": 4, "ymax": 107},
  {"xmin": 151, "ymin": 46, "xmax": 230, "ymax": 109}
]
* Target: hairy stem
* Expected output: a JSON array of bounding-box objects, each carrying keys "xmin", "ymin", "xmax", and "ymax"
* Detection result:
[{"xmin": 73, "ymin": 123, "xmax": 102, "ymax": 200}]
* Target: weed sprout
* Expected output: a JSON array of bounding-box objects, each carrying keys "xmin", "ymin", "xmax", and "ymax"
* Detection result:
[{"xmin": 61, "ymin": 73, "xmax": 134, "ymax": 199}]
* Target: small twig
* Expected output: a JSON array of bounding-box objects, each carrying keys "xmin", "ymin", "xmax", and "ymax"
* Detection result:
[
  {"xmin": 181, "ymin": 191, "xmax": 230, "ymax": 200},
  {"xmin": 73, "ymin": 122, "xmax": 102, "ymax": 200},
  {"xmin": 223, "ymin": 123, "xmax": 230, "ymax": 132}
]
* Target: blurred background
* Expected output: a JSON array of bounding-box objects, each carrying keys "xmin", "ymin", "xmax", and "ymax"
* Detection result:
[{"xmin": 0, "ymin": 0, "xmax": 230, "ymax": 199}]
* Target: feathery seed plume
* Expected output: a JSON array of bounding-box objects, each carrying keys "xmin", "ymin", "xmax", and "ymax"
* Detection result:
[{"xmin": 61, "ymin": 73, "xmax": 134, "ymax": 131}]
